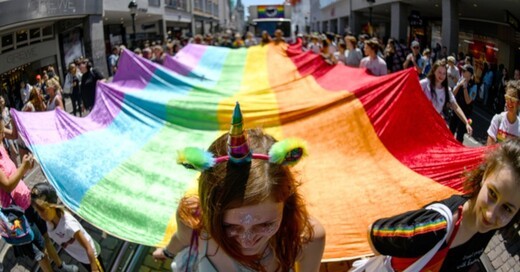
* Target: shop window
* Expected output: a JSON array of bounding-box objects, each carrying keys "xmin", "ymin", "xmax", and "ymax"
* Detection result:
[
  {"xmin": 1, "ymin": 33, "xmax": 14, "ymax": 53},
  {"xmin": 194, "ymin": 0, "xmax": 201, "ymax": 11},
  {"xmin": 2, "ymin": 33, "xmax": 13, "ymax": 47},
  {"xmin": 149, "ymin": 0, "xmax": 160, "ymax": 6},
  {"xmin": 30, "ymin": 28, "xmax": 41, "ymax": 40},
  {"xmin": 16, "ymin": 30, "xmax": 29, "ymax": 48},
  {"xmin": 165, "ymin": 0, "xmax": 187, "ymax": 10},
  {"xmin": 42, "ymin": 25, "xmax": 53, "ymax": 41}
]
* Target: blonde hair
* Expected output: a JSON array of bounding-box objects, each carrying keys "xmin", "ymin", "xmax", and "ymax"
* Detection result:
[
  {"xmin": 45, "ymin": 78, "xmax": 61, "ymax": 91},
  {"xmin": 506, "ymin": 80, "xmax": 520, "ymax": 98}
]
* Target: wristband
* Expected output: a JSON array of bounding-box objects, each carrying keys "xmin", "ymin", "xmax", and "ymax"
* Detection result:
[{"xmin": 163, "ymin": 248, "xmax": 175, "ymax": 259}]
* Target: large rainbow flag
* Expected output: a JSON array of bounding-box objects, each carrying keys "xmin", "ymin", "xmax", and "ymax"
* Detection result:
[{"xmin": 12, "ymin": 41, "xmax": 487, "ymax": 261}]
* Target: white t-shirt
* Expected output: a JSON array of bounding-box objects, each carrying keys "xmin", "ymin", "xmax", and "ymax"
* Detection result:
[
  {"xmin": 22, "ymin": 101, "xmax": 35, "ymax": 112},
  {"xmin": 487, "ymin": 112, "xmax": 520, "ymax": 142},
  {"xmin": 447, "ymin": 65, "xmax": 460, "ymax": 90},
  {"xmin": 308, "ymin": 42, "xmax": 321, "ymax": 54},
  {"xmin": 360, "ymin": 56, "xmax": 388, "ymax": 76},
  {"xmin": 420, "ymin": 78, "xmax": 456, "ymax": 114},
  {"xmin": 47, "ymin": 211, "xmax": 98, "ymax": 264}
]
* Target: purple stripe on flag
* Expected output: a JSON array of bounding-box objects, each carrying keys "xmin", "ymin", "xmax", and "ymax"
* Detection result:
[
  {"xmin": 112, "ymin": 49, "xmax": 157, "ymax": 89},
  {"xmin": 12, "ymin": 82, "xmax": 124, "ymax": 146},
  {"xmin": 163, "ymin": 44, "xmax": 206, "ymax": 75}
]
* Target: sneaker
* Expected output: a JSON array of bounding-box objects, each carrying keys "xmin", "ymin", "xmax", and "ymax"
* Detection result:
[{"xmin": 59, "ymin": 262, "xmax": 79, "ymax": 272}]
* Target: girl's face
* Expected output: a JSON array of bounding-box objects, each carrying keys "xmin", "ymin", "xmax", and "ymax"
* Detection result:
[
  {"xmin": 47, "ymin": 85, "xmax": 55, "ymax": 96},
  {"xmin": 434, "ymin": 66, "xmax": 447, "ymax": 84},
  {"xmin": 474, "ymin": 164, "xmax": 520, "ymax": 233},
  {"xmin": 0, "ymin": 97, "xmax": 5, "ymax": 107},
  {"xmin": 33, "ymin": 203, "xmax": 58, "ymax": 222},
  {"xmin": 504, "ymin": 90, "xmax": 519, "ymax": 113},
  {"xmin": 223, "ymin": 198, "xmax": 284, "ymax": 256}
]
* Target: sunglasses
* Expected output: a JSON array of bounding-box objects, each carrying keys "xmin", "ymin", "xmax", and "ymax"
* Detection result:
[
  {"xmin": 505, "ymin": 95, "xmax": 519, "ymax": 103},
  {"xmin": 413, "ymin": 46, "xmax": 419, "ymax": 49}
]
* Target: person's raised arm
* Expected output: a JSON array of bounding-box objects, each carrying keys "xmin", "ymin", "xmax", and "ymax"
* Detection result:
[
  {"xmin": 152, "ymin": 196, "xmax": 200, "ymax": 260},
  {"xmin": 4, "ymin": 117, "xmax": 18, "ymax": 140},
  {"xmin": 453, "ymin": 79, "xmax": 464, "ymax": 96},
  {"xmin": 297, "ymin": 217, "xmax": 326, "ymax": 272},
  {"xmin": 0, "ymin": 153, "xmax": 33, "ymax": 192}
]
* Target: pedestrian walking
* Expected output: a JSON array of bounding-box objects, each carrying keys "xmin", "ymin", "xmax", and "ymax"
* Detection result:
[
  {"xmin": 449, "ymin": 64, "xmax": 477, "ymax": 142},
  {"xmin": 344, "ymin": 35, "xmax": 363, "ymax": 68},
  {"xmin": 79, "ymin": 59, "xmax": 105, "ymax": 112},
  {"xmin": 360, "ymin": 39, "xmax": 387, "ymax": 76},
  {"xmin": 420, "ymin": 61, "xmax": 473, "ymax": 137},
  {"xmin": 45, "ymin": 79, "xmax": 64, "ymax": 111},
  {"xmin": 31, "ymin": 183, "xmax": 105, "ymax": 272},
  {"xmin": 403, "ymin": 40, "xmax": 424, "ymax": 77}
]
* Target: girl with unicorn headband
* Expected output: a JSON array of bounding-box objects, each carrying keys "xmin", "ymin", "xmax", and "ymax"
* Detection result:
[{"xmin": 153, "ymin": 102, "xmax": 325, "ymax": 271}]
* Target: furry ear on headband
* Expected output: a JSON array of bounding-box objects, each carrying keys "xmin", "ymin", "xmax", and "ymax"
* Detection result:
[{"xmin": 176, "ymin": 138, "xmax": 308, "ymax": 171}]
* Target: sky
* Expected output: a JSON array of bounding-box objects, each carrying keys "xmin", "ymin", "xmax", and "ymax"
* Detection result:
[{"xmin": 242, "ymin": 0, "xmax": 285, "ymax": 18}]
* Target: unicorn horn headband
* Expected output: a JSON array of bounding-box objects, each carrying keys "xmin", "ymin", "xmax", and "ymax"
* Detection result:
[{"xmin": 177, "ymin": 102, "xmax": 307, "ymax": 171}]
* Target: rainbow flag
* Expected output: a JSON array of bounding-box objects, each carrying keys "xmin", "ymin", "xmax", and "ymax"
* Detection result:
[
  {"xmin": 12, "ymin": 42, "xmax": 487, "ymax": 261},
  {"xmin": 258, "ymin": 5, "xmax": 285, "ymax": 18}
]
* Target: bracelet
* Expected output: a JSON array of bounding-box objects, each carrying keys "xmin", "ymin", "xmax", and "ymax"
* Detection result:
[{"xmin": 163, "ymin": 248, "xmax": 175, "ymax": 259}]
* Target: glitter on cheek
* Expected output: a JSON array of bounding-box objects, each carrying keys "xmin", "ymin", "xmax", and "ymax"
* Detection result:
[
  {"xmin": 237, "ymin": 230, "xmax": 257, "ymax": 247},
  {"xmin": 226, "ymin": 228, "xmax": 240, "ymax": 237},
  {"xmin": 255, "ymin": 222, "xmax": 279, "ymax": 237},
  {"xmin": 262, "ymin": 223, "xmax": 278, "ymax": 236}
]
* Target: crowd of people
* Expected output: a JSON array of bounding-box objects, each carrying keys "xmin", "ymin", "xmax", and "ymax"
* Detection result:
[{"xmin": 0, "ymin": 29, "xmax": 519, "ymax": 272}]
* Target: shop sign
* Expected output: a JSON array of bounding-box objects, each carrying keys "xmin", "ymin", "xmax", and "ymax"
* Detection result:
[
  {"xmin": 0, "ymin": 0, "xmax": 102, "ymax": 27},
  {"xmin": 408, "ymin": 10, "xmax": 424, "ymax": 27},
  {"xmin": 0, "ymin": 41, "xmax": 56, "ymax": 74},
  {"xmin": 506, "ymin": 11, "xmax": 520, "ymax": 32}
]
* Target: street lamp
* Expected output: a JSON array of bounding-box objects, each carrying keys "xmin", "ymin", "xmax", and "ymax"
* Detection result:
[
  {"xmin": 367, "ymin": 0, "xmax": 375, "ymax": 25},
  {"xmin": 128, "ymin": 0, "xmax": 138, "ymax": 48}
]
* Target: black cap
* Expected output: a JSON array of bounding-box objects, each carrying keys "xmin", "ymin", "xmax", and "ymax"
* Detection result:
[
  {"xmin": 31, "ymin": 183, "xmax": 58, "ymax": 204},
  {"xmin": 461, "ymin": 64, "xmax": 474, "ymax": 74}
]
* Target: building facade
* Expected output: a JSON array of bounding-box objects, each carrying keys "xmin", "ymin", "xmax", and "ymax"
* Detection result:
[
  {"xmin": 295, "ymin": 0, "xmax": 520, "ymax": 74},
  {"xmin": 0, "ymin": 0, "xmax": 237, "ymax": 106},
  {"xmin": 0, "ymin": 0, "xmax": 105, "ymax": 109}
]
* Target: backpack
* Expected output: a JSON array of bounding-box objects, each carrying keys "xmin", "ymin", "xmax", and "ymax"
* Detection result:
[{"xmin": 0, "ymin": 194, "xmax": 34, "ymax": 245}]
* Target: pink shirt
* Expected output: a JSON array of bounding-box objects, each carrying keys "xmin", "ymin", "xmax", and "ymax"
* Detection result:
[{"xmin": 0, "ymin": 145, "xmax": 31, "ymax": 210}]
